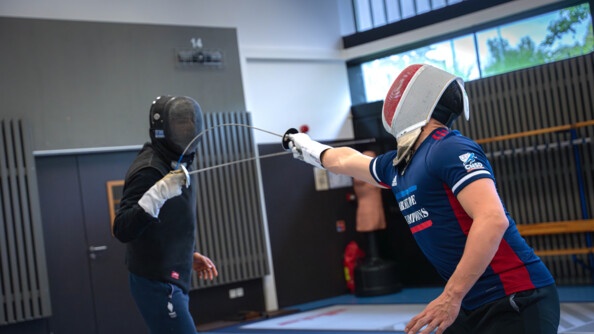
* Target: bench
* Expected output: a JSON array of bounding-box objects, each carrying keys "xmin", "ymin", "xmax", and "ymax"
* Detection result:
[{"xmin": 516, "ymin": 220, "xmax": 594, "ymax": 257}]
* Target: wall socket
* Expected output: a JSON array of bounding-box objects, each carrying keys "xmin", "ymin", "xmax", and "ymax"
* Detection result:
[{"xmin": 228, "ymin": 287, "xmax": 244, "ymax": 299}]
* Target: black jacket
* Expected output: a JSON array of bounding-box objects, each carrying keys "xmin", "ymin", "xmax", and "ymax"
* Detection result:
[{"xmin": 113, "ymin": 143, "xmax": 196, "ymax": 293}]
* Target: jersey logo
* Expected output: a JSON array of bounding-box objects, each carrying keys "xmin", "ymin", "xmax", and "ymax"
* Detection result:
[
  {"xmin": 392, "ymin": 175, "xmax": 398, "ymax": 187},
  {"xmin": 459, "ymin": 152, "xmax": 484, "ymax": 171}
]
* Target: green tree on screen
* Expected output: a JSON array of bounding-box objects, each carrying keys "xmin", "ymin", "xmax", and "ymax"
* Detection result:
[{"xmin": 483, "ymin": 3, "xmax": 593, "ymax": 76}]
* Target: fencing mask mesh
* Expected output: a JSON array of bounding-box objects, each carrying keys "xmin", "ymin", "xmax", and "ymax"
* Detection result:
[{"xmin": 150, "ymin": 95, "xmax": 204, "ymax": 160}]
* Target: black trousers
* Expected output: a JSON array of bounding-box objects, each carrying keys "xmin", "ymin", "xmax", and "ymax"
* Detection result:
[{"xmin": 445, "ymin": 284, "xmax": 560, "ymax": 334}]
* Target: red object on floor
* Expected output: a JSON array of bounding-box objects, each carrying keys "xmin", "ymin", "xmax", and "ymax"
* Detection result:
[{"xmin": 343, "ymin": 241, "xmax": 365, "ymax": 293}]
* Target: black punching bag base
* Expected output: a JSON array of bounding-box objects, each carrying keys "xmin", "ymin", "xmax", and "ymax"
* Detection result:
[{"xmin": 354, "ymin": 258, "xmax": 402, "ymax": 297}]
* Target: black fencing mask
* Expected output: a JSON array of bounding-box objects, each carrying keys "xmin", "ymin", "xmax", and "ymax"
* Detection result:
[{"xmin": 149, "ymin": 95, "xmax": 204, "ymax": 162}]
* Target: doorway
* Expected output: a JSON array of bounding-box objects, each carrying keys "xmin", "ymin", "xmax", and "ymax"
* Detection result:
[{"xmin": 37, "ymin": 151, "xmax": 146, "ymax": 334}]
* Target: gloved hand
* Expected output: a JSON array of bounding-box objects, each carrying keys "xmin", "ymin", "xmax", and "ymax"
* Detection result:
[
  {"xmin": 138, "ymin": 165, "xmax": 190, "ymax": 218},
  {"xmin": 284, "ymin": 131, "xmax": 332, "ymax": 169}
]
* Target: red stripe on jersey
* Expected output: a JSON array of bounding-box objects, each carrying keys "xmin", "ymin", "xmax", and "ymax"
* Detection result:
[
  {"xmin": 444, "ymin": 185, "xmax": 472, "ymax": 234},
  {"xmin": 489, "ymin": 240, "xmax": 535, "ymax": 294},
  {"xmin": 432, "ymin": 129, "xmax": 449, "ymax": 140},
  {"xmin": 443, "ymin": 185, "xmax": 535, "ymax": 294},
  {"xmin": 411, "ymin": 220, "xmax": 433, "ymax": 234}
]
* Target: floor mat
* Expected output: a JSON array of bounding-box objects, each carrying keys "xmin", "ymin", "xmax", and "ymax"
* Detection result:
[
  {"xmin": 559, "ymin": 302, "xmax": 594, "ymax": 333},
  {"xmin": 240, "ymin": 303, "xmax": 594, "ymax": 333}
]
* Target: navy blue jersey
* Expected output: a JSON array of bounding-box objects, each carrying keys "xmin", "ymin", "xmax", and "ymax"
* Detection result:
[{"xmin": 370, "ymin": 128, "xmax": 555, "ymax": 310}]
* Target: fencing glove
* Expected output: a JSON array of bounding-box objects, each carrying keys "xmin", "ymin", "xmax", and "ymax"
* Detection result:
[
  {"xmin": 284, "ymin": 132, "xmax": 332, "ymax": 169},
  {"xmin": 138, "ymin": 166, "xmax": 190, "ymax": 218}
]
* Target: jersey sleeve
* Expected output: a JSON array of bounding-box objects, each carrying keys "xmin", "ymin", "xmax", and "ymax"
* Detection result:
[
  {"xmin": 426, "ymin": 135, "xmax": 494, "ymax": 196},
  {"xmin": 369, "ymin": 151, "xmax": 397, "ymax": 188}
]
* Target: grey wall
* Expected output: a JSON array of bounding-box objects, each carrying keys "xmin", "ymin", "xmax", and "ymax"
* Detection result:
[{"xmin": 0, "ymin": 17, "xmax": 245, "ymax": 151}]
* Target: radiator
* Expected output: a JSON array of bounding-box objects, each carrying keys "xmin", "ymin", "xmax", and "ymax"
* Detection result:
[
  {"xmin": 191, "ymin": 112, "xmax": 270, "ymax": 288},
  {"xmin": 0, "ymin": 119, "xmax": 52, "ymax": 324},
  {"xmin": 457, "ymin": 53, "xmax": 594, "ymax": 284}
]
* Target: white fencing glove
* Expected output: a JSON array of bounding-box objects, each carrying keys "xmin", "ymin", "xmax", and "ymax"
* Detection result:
[
  {"xmin": 138, "ymin": 165, "xmax": 190, "ymax": 218},
  {"xmin": 283, "ymin": 130, "xmax": 332, "ymax": 169}
]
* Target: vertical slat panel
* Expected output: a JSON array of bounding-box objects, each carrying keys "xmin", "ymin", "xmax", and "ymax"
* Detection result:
[
  {"xmin": 579, "ymin": 54, "xmax": 594, "ymax": 138},
  {"xmin": 0, "ymin": 120, "xmax": 15, "ymax": 324},
  {"xmin": 201, "ymin": 113, "xmax": 229, "ymax": 285},
  {"xmin": 2, "ymin": 121, "xmax": 23, "ymax": 322},
  {"xmin": 215, "ymin": 112, "xmax": 236, "ymax": 282},
  {"xmin": 241, "ymin": 112, "xmax": 267, "ymax": 277},
  {"xmin": 240, "ymin": 111, "xmax": 266, "ymax": 278},
  {"xmin": 464, "ymin": 54, "xmax": 594, "ymax": 284},
  {"xmin": 226, "ymin": 113, "xmax": 248, "ymax": 279},
  {"xmin": 222, "ymin": 113, "xmax": 240, "ymax": 281},
  {"xmin": 236, "ymin": 113, "xmax": 255, "ymax": 278},
  {"xmin": 191, "ymin": 112, "xmax": 269, "ymax": 289},
  {"xmin": 582, "ymin": 141, "xmax": 594, "ymax": 217},
  {"xmin": 0, "ymin": 119, "xmax": 52, "ymax": 325},
  {"xmin": 0, "ymin": 145, "xmax": 5, "ymax": 324},
  {"xmin": 10, "ymin": 120, "xmax": 29, "ymax": 321},
  {"xmin": 194, "ymin": 117, "xmax": 216, "ymax": 287},
  {"xmin": 20, "ymin": 119, "xmax": 52, "ymax": 317}
]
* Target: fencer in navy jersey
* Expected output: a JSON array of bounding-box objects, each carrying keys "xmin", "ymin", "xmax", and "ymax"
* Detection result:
[
  {"xmin": 284, "ymin": 64, "xmax": 559, "ymax": 334},
  {"xmin": 113, "ymin": 95, "xmax": 218, "ymax": 333}
]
